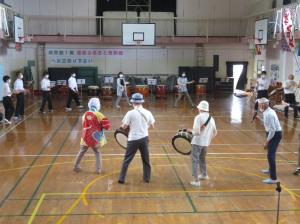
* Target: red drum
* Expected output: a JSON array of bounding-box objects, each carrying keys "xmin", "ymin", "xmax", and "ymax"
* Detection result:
[
  {"xmin": 156, "ymin": 85, "xmax": 167, "ymax": 98},
  {"xmin": 126, "ymin": 86, "xmax": 132, "ymax": 97},
  {"xmin": 88, "ymin": 85, "xmax": 100, "ymax": 97},
  {"xmin": 135, "ymin": 85, "xmax": 149, "ymax": 97},
  {"xmin": 101, "ymin": 86, "xmax": 113, "ymax": 99},
  {"xmin": 196, "ymin": 85, "xmax": 206, "ymax": 96}
]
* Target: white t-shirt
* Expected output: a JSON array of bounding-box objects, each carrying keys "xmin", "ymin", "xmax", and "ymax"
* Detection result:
[
  {"xmin": 256, "ymin": 78, "xmax": 270, "ymax": 91},
  {"xmin": 284, "ymin": 80, "xmax": 297, "ymax": 94},
  {"xmin": 2, "ymin": 82, "xmax": 12, "ymax": 97},
  {"xmin": 41, "ymin": 78, "xmax": 51, "ymax": 91},
  {"xmin": 14, "ymin": 79, "xmax": 25, "ymax": 92},
  {"xmin": 191, "ymin": 112, "xmax": 217, "ymax": 147},
  {"xmin": 122, "ymin": 107, "xmax": 155, "ymax": 141},
  {"xmin": 68, "ymin": 77, "xmax": 78, "ymax": 92}
]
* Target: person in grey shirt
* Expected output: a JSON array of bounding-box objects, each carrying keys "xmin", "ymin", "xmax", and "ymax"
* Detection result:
[
  {"xmin": 188, "ymin": 101, "xmax": 217, "ymax": 187},
  {"xmin": 174, "ymin": 72, "xmax": 195, "ymax": 108},
  {"xmin": 115, "ymin": 72, "xmax": 131, "ymax": 109}
]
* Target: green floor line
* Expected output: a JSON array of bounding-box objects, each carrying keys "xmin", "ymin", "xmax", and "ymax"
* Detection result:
[
  {"xmin": 21, "ymin": 116, "xmax": 79, "ymax": 215},
  {"xmin": 162, "ymin": 146, "xmax": 197, "ymax": 213}
]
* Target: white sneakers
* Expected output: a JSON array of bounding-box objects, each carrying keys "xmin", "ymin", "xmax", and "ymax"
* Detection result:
[
  {"xmin": 261, "ymin": 169, "xmax": 270, "ymax": 174},
  {"xmin": 65, "ymin": 108, "xmax": 72, "ymax": 112},
  {"xmin": 198, "ymin": 175, "xmax": 209, "ymax": 180},
  {"xmin": 262, "ymin": 179, "xmax": 278, "ymax": 184},
  {"xmin": 190, "ymin": 181, "xmax": 200, "ymax": 187}
]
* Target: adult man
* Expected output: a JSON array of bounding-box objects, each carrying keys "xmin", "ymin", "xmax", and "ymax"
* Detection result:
[
  {"xmin": 39, "ymin": 72, "xmax": 53, "ymax": 113},
  {"xmin": 174, "ymin": 72, "xmax": 195, "ymax": 108},
  {"xmin": 188, "ymin": 101, "xmax": 217, "ymax": 187},
  {"xmin": 115, "ymin": 72, "xmax": 131, "ymax": 109},
  {"xmin": 283, "ymin": 74, "xmax": 299, "ymax": 119},
  {"xmin": 65, "ymin": 73, "xmax": 83, "ymax": 111},
  {"xmin": 118, "ymin": 93, "xmax": 155, "ymax": 184},
  {"xmin": 253, "ymin": 71, "xmax": 270, "ymax": 119},
  {"xmin": 14, "ymin": 71, "xmax": 27, "ymax": 120},
  {"xmin": 259, "ymin": 98, "xmax": 282, "ymax": 184}
]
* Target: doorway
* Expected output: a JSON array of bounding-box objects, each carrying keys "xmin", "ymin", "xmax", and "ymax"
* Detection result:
[{"xmin": 226, "ymin": 61, "xmax": 248, "ymax": 92}]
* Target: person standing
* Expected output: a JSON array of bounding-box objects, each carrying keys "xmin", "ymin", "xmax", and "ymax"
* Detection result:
[
  {"xmin": 118, "ymin": 93, "xmax": 155, "ymax": 184},
  {"xmin": 188, "ymin": 101, "xmax": 217, "ymax": 187},
  {"xmin": 2, "ymin": 75, "xmax": 14, "ymax": 124},
  {"xmin": 253, "ymin": 71, "xmax": 270, "ymax": 118},
  {"xmin": 174, "ymin": 72, "xmax": 195, "ymax": 108},
  {"xmin": 115, "ymin": 72, "xmax": 131, "ymax": 109},
  {"xmin": 74, "ymin": 98, "xmax": 111, "ymax": 174},
  {"xmin": 258, "ymin": 98, "xmax": 282, "ymax": 184},
  {"xmin": 283, "ymin": 74, "xmax": 299, "ymax": 119},
  {"xmin": 39, "ymin": 72, "xmax": 53, "ymax": 113},
  {"xmin": 13, "ymin": 72, "xmax": 26, "ymax": 120},
  {"xmin": 65, "ymin": 73, "xmax": 83, "ymax": 111}
]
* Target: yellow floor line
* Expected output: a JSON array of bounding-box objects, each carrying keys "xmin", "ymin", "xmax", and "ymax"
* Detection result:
[{"xmin": 27, "ymin": 193, "xmax": 46, "ymax": 224}]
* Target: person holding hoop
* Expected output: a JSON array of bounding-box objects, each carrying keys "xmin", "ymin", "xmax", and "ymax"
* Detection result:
[
  {"xmin": 174, "ymin": 72, "xmax": 195, "ymax": 108},
  {"xmin": 115, "ymin": 72, "xmax": 131, "ymax": 109},
  {"xmin": 118, "ymin": 93, "xmax": 155, "ymax": 184},
  {"xmin": 188, "ymin": 101, "xmax": 217, "ymax": 187}
]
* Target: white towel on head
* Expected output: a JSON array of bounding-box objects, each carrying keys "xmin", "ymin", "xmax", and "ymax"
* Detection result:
[{"xmin": 88, "ymin": 98, "xmax": 101, "ymax": 111}]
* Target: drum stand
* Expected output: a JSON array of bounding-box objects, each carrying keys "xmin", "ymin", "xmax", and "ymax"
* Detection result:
[{"xmin": 275, "ymin": 182, "xmax": 281, "ymax": 224}]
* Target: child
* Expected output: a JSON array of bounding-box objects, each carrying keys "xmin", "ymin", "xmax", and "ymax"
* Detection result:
[
  {"xmin": 188, "ymin": 101, "xmax": 217, "ymax": 187},
  {"xmin": 74, "ymin": 98, "xmax": 111, "ymax": 174}
]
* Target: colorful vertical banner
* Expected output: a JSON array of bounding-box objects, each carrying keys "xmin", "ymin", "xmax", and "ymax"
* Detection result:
[{"xmin": 282, "ymin": 8, "xmax": 296, "ymax": 52}]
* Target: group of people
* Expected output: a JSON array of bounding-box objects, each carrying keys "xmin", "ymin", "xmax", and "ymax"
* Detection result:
[
  {"xmin": 2, "ymin": 72, "xmax": 29, "ymax": 124},
  {"xmin": 254, "ymin": 71, "xmax": 300, "ymax": 120},
  {"xmin": 2, "ymin": 70, "xmax": 300, "ymax": 186}
]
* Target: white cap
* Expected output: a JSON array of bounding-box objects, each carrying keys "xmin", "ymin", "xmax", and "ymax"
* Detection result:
[
  {"xmin": 197, "ymin": 100, "xmax": 209, "ymax": 112},
  {"xmin": 88, "ymin": 97, "xmax": 101, "ymax": 111},
  {"xmin": 257, "ymin": 98, "xmax": 269, "ymax": 104}
]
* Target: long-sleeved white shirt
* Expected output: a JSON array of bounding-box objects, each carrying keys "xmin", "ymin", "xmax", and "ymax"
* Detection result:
[
  {"xmin": 41, "ymin": 78, "xmax": 51, "ymax": 91},
  {"xmin": 191, "ymin": 112, "xmax": 217, "ymax": 147},
  {"xmin": 68, "ymin": 77, "xmax": 78, "ymax": 92},
  {"xmin": 14, "ymin": 79, "xmax": 25, "ymax": 93},
  {"xmin": 2, "ymin": 82, "xmax": 12, "ymax": 97},
  {"xmin": 177, "ymin": 77, "xmax": 188, "ymax": 92},
  {"xmin": 256, "ymin": 78, "xmax": 270, "ymax": 91},
  {"xmin": 263, "ymin": 107, "xmax": 282, "ymax": 142},
  {"xmin": 284, "ymin": 80, "xmax": 297, "ymax": 94}
]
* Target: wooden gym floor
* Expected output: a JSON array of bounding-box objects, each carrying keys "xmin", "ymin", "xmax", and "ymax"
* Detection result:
[{"xmin": 0, "ymin": 94, "xmax": 299, "ymax": 224}]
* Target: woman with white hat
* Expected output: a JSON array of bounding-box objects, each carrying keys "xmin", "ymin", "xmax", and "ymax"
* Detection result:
[{"xmin": 188, "ymin": 100, "xmax": 217, "ymax": 187}]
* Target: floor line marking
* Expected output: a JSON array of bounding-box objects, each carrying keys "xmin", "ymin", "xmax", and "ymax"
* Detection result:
[{"xmin": 27, "ymin": 193, "xmax": 46, "ymax": 224}]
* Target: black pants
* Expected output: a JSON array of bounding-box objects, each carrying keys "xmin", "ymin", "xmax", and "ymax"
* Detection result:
[
  {"xmin": 3, "ymin": 96, "xmax": 14, "ymax": 120},
  {"xmin": 15, "ymin": 93, "xmax": 24, "ymax": 117},
  {"xmin": 266, "ymin": 131, "xmax": 282, "ymax": 180},
  {"xmin": 119, "ymin": 136, "xmax": 151, "ymax": 183},
  {"xmin": 284, "ymin": 93, "xmax": 299, "ymax": 118},
  {"xmin": 255, "ymin": 90, "xmax": 269, "ymax": 111},
  {"xmin": 40, "ymin": 91, "xmax": 53, "ymax": 112},
  {"xmin": 66, "ymin": 89, "xmax": 80, "ymax": 108}
]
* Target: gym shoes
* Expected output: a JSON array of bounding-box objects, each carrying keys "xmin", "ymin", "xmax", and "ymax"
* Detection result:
[
  {"xmin": 118, "ymin": 180, "xmax": 124, "ymax": 184},
  {"xmin": 116, "ymin": 105, "xmax": 120, "ymax": 109},
  {"xmin": 190, "ymin": 181, "xmax": 200, "ymax": 187},
  {"xmin": 262, "ymin": 178, "xmax": 277, "ymax": 184},
  {"xmin": 4, "ymin": 119, "xmax": 11, "ymax": 125},
  {"xmin": 261, "ymin": 169, "xmax": 270, "ymax": 174},
  {"xmin": 65, "ymin": 108, "xmax": 72, "ymax": 112},
  {"xmin": 77, "ymin": 105, "xmax": 84, "ymax": 109},
  {"xmin": 73, "ymin": 167, "xmax": 81, "ymax": 173},
  {"xmin": 293, "ymin": 168, "xmax": 300, "ymax": 175},
  {"xmin": 198, "ymin": 175, "xmax": 209, "ymax": 180}
]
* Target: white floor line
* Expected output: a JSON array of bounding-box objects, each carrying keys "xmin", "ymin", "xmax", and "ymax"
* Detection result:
[
  {"xmin": 0, "ymin": 107, "xmax": 40, "ymax": 138},
  {"xmin": 0, "ymin": 152, "xmax": 297, "ymax": 157}
]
